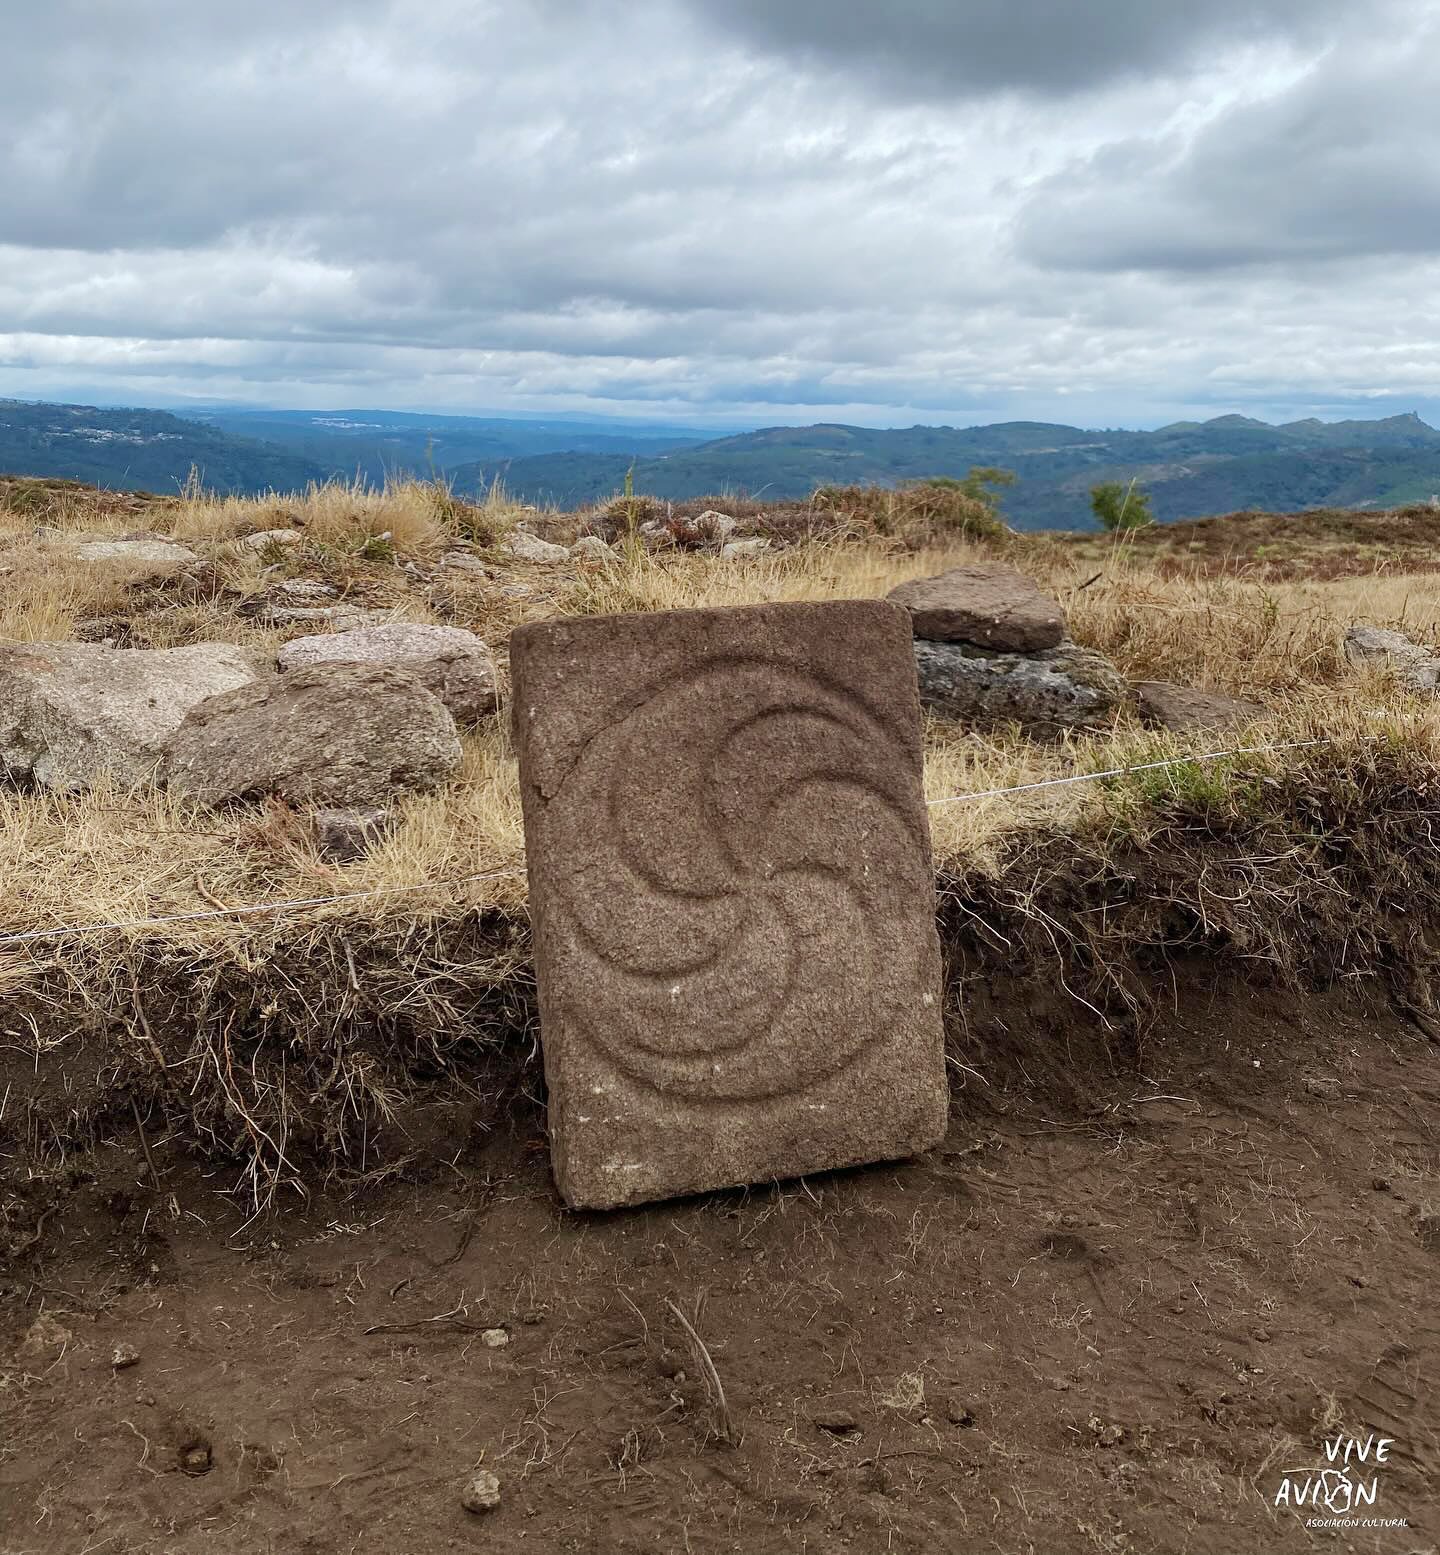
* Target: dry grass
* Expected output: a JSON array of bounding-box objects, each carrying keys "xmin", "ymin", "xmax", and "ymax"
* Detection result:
[
  {"xmin": 7, "ymin": 478, "xmax": 1440, "ymax": 1198},
  {"xmin": 6, "ymin": 500, "xmax": 1440, "ymax": 940}
]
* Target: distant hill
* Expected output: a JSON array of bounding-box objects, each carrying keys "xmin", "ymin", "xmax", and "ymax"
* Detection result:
[
  {"xmin": 10, "ymin": 398, "xmax": 1440, "ymax": 529},
  {"xmin": 0, "ymin": 400, "xmax": 710, "ymax": 499},
  {"xmin": 187, "ymin": 408, "xmax": 708, "ymax": 487},
  {"xmin": 459, "ymin": 412, "xmax": 1440, "ymax": 529},
  {"xmin": 0, "ymin": 400, "xmax": 327, "ymax": 496}
]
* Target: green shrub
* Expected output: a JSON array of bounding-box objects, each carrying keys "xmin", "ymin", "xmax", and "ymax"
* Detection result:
[{"xmin": 1091, "ymin": 479, "xmax": 1154, "ymax": 532}]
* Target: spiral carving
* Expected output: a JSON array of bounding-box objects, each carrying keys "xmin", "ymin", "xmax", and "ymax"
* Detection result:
[{"xmin": 544, "ymin": 657, "xmax": 933, "ymax": 1101}]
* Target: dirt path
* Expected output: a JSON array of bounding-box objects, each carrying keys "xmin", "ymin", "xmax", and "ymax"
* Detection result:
[{"xmin": 2, "ymin": 985, "xmax": 1436, "ymax": 1554}]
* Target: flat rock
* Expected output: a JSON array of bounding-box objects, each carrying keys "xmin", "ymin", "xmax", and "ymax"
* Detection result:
[
  {"xmin": 1343, "ymin": 625, "xmax": 1440, "ymax": 692},
  {"xmin": 0, "ymin": 641, "xmax": 257, "ymax": 791},
  {"xmin": 441, "ymin": 550, "xmax": 489, "ymax": 574},
  {"xmin": 253, "ymin": 602, "xmax": 387, "ymax": 629},
  {"xmin": 914, "ymin": 639, "xmax": 1128, "ymax": 730},
  {"xmin": 1134, "ymin": 680, "xmax": 1264, "ymax": 732},
  {"xmin": 277, "ymin": 623, "xmax": 499, "ymax": 724},
  {"xmin": 68, "ymin": 537, "xmax": 197, "ymax": 567},
  {"xmin": 887, "ymin": 565, "xmax": 1065, "ymax": 651},
  {"xmin": 161, "ymin": 663, "xmax": 462, "ymax": 807},
  {"xmin": 505, "ymin": 530, "xmax": 569, "ymax": 564},
  {"xmin": 510, "ymin": 599, "xmax": 947, "ymax": 1210},
  {"xmin": 271, "ymin": 579, "xmax": 338, "ymax": 602}
]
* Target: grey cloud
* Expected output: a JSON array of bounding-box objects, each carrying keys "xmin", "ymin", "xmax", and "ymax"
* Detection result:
[
  {"xmin": 1016, "ymin": 19, "xmax": 1440, "ymax": 270},
  {"xmin": 0, "ymin": 0, "xmax": 1438, "ymax": 427},
  {"xmin": 676, "ymin": 0, "xmax": 1357, "ymax": 98}
]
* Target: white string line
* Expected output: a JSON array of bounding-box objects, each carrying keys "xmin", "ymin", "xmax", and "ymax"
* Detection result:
[
  {"xmin": 0, "ymin": 736, "xmax": 1344, "ymax": 947},
  {"xmin": 924, "ymin": 737, "xmax": 1335, "ymax": 807},
  {"xmin": 0, "ymin": 867, "xmax": 525, "ymax": 948}
]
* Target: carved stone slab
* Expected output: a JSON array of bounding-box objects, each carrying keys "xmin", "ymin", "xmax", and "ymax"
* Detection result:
[{"xmin": 509, "ymin": 599, "xmax": 947, "ymax": 1209}]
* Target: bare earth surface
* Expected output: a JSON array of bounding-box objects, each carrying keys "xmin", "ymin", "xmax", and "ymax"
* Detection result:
[{"xmin": 2, "ymin": 980, "xmax": 1437, "ymax": 1554}]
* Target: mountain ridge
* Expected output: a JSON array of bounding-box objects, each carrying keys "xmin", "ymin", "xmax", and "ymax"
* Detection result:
[
  {"xmin": 452, "ymin": 411, "xmax": 1440, "ymax": 528},
  {"xmin": 5, "ymin": 398, "xmax": 1440, "ymax": 530}
]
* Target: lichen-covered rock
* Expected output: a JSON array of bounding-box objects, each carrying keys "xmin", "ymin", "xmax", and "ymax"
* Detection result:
[
  {"xmin": 914, "ymin": 639, "xmax": 1128, "ymax": 730},
  {"xmin": 505, "ymin": 529, "xmax": 569, "ymax": 563},
  {"xmin": 1343, "ymin": 625, "xmax": 1440, "ymax": 692},
  {"xmin": 277, "ymin": 623, "xmax": 498, "ymax": 724},
  {"xmin": 1134, "ymin": 680, "xmax": 1264, "ymax": 733},
  {"xmin": 0, "ymin": 641, "xmax": 258, "ymax": 791},
  {"xmin": 570, "ymin": 535, "xmax": 616, "ymax": 561},
  {"xmin": 161, "ymin": 663, "xmax": 462, "ymax": 807},
  {"xmin": 888, "ymin": 565, "xmax": 1065, "ymax": 651}
]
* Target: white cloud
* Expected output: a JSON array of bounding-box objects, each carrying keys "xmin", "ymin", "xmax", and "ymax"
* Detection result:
[{"xmin": 0, "ymin": 0, "xmax": 1438, "ymax": 426}]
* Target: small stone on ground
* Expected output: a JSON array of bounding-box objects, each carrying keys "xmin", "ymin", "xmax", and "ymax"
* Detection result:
[{"xmin": 461, "ymin": 1469, "xmax": 502, "ymax": 1514}]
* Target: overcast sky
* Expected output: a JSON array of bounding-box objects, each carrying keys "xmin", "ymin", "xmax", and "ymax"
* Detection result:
[{"xmin": 3, "ymin": 0, "xmax": 1439, "ymax": 428}]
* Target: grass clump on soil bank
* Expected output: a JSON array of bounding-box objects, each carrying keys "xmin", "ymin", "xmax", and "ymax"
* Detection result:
[{"xmin": 5, "ymin": 483, "xmax": 1440, "ymax": 1212}]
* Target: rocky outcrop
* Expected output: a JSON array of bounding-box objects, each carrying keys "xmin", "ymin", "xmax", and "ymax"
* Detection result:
[
  {"xmin": 0, "ymin": 642, "xmax": 257, "ymax": 791},
  {"xmin": 1343, "ymin": 625, "xmax": 1440, "ymax": 693},
  {"xmin": 276, "ymin": 623, "xmax": 499, "ymax": 723},
  {"xmin": 1134, "ymin": 680, "xmax": 1265, "ymax": 733},
  {"xmin": 895, "ymin": 562, "xmax": 1124, "ymax": 730},
  {"xmin": 914, "ymin": 640, "xmax": 1129, "ymax": 730},
  {"xmin": 888, "ymin": 565, "xmax": 1065, "ymax": 652},
  {"xmin": 161, "ymin": 664, "xmax": 462, "ymax": 808}
]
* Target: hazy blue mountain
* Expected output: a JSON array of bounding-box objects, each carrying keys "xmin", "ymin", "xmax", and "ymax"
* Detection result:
[
  {"xmin": 9, "ymin": 397, "xmax": 1440, "ymax": 529},
  {"xmin": 0, "ymin": 399, "xmax": 327, "ymax": 495},
  {"xmin": 461, "ymin": 412, "xmax": 1440, "ymax": 528},
  {"xmin": 187, "ymin": 408, "xmax": 711, "ymax": 486}
]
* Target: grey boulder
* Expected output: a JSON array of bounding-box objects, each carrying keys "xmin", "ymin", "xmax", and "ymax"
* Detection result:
[
  {"xmin": 914, "ymin": 639, "xmax": 1128, "ymax": 730},
  {"xmin": 0, "ymin": 641, "xmax": 257, "ymax": 791},
  {"xmin": 1343, "ymin": 625, "xmax": 1440, "ymax": 693},
  {"xmin": 276, "ymin": 622, "xmax": 499, "ymax": 724},
  {"xmin": 888, "ymin": 565, "xmax": 1066, "ymax": 651},
  {"xmin": 161, "ymin": 663, "xmax": 463, "ymax": 807}
]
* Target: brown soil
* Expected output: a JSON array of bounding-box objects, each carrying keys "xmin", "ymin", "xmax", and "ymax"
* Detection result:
[{"xmin": 3, "ymin": 972, "xmax": 1435, "ymax": 1554}]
